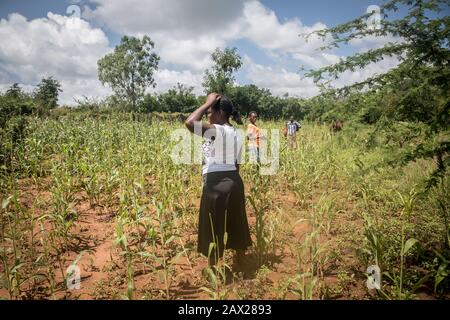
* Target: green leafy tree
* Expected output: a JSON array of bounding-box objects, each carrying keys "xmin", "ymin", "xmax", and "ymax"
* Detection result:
[
  {"xmin": 140, "ymin": 94, "xmax": 160, "ymax": 113},
  {"xmin": 5, "ymin": 83, "xmax": 23, "ymax": 100},
  {"xmin": 34, "ymin": 77, "xmax": 62, "ymax": 115},
  {"xmin": 306, "ymin": 0, "xmax": 450, "ymax": 187},
  {"xmin": 280, "ymin": 96, "xmax": 309, "ymax": 120},
  {"xmin": 230, "ymin": 84, "xmax": 271, "ymax": 117},
  {"xmin": 98, "ymin": 35, "xmax": 160, "ymax": 111},
  {"xmin": 1, "ymin": 83, "xmax": 33, "ymax": 127},
  {"xmin": 230, "ymin": 84, "xmax": 310, "ymax": 120},
  {"xmin": 203, "ymin": 47, "xmax": 242, "ymax": 95},
  {"xmin": 158, "ymin": 83, "xmax": 198, "ymax": 113},
  {"xmin": 0, "ymin": 84, "xmax": 34, "ymax": 172}
]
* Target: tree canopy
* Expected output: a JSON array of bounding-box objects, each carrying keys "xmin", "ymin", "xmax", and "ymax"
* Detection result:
[
  {"xmin": 202, "ymin": 47, "xmax": 242, "ymax": 96},
  {"xmin": 305, "ymin": 0, "xmax": 450, "ymax": 187},
  {"xmin": 34, "ymin": 77, "xmax": 62, "ymax": 115},
  {"xmin": 98, "ymin": 35, "xmax": 160, "ymax": 110}
]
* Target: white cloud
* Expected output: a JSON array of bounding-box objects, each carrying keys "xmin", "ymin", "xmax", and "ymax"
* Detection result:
[
  {"xmin": 331, "ymin": 55, "xmax": 401, "ymax": 89},
  {"xmin": 0, "ymin": 2, "xmax": 405, "ymax": 103},
  {"xmin": 0, "ymin": 12, "xmax": 111, "ymax": 104},
  {"xmin": 86, "ymin": 0, "xmax": 246, "ymax": 37},
  {"xmin": 243, "ymin": 53, "xmax": 401, "ymax": 98},
  {"xmin": 292, "ymin": 52, "xmax": 340, "ymax": 70},
  {"xmin": 85, "ymin": 0, "xmax": 249, "ymax": 71},
  {"xmin": 237, "ymin": 2, "xmax": 403, "ymax": 94},
  {"xmin": 59, "ymin": 78, "xmax": 111, "ymax": 105},
  {"xmin": 242, "ymin": 1, "xmax": 323, "ymax": 51},
  {"xmin": 85, "ymin": 0, "xmax": 335, "ymax": 97},
  {"xmin": 152, "ymin": 69, "xmax": 204, "ymax": 95},
  {"xmin": 241, "ymin": 1, "xmax": 338, "ymax": 69},
  {"xmin": 156, "ymin": 36, "xmax": 223, "ymax": 71},
  {"xmin": 350, "ymin": 34, "xmax": 405, "ymax": 52},
  {"xmin": 85, "ymin": 0, "xmax": 337, "ymax": 72},
  {"xmin": 243, "ymin": 56, "xmax": 319, "ymax": 97}
]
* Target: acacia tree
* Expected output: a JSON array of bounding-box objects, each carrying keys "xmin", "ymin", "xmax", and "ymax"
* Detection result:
[
  {"xmin": 306, "ymin": 0, "xmax": 449, "ymax": 187},
  {"xmin": 202, "ymin": 47, "xmax": 242, "ymax": 95},
  {"xmin": 98, "ymin": 35, "xmax": 160, "ymax": 110}
]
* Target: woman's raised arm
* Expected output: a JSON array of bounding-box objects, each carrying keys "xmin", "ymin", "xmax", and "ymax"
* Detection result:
[{"xmin": 184, "ymin": 93, "xmax": 220, "ymax": 136}]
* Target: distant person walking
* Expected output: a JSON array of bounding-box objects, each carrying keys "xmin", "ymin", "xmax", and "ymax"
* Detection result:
[
  {"xmin": 285, "ymin": 116, "xmax": 301, "ymax": 149},
  {"xmin": 184, "ymin": 93, "xmax": 252, "ymax": 267},
  {"xmin": 330, "ymin": 119, "xmax": 343, "ymax": 134},
  {"xmin": 247, "ymin": 111, "xmax": 261, "ymax": 163}
]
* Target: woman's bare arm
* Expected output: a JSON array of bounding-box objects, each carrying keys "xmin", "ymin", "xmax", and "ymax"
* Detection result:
[{"xmin": 185, "ymin": 93, "xmax": 220, "ymax": 136}]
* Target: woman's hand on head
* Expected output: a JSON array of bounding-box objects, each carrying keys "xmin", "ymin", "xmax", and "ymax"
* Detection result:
[
  {"xmin": 185, "ymin": 92, "xmax": 219, "ymax": 135},
  {"xmin": 206, "ymin": 93, "xmax": 221, "ymax": 106}
]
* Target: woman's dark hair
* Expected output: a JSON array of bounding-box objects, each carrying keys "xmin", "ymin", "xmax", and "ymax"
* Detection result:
[{"xmin": 212, "ymin": 95, "xmax": 243, "ymax": 125}]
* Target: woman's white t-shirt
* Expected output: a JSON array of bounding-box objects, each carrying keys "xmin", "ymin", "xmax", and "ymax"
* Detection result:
[{"xmin": 201, "ymin": 124, "xmax": 243, "ymax": 175}]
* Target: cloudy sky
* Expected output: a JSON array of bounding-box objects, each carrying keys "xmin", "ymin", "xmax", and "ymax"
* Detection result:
[{"xmin": 0, "ymin": 0, "xmax": 408, "ymax": 104}]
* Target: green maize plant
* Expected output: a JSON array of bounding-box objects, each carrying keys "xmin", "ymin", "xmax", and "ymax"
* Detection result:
[
  {"xmin": 1, "ymin": 195, "xmax": 25, "ymax": 299},
  {"xmin": 113, "ymin": 215, "xmax": 135, "ymax": 300},
  {"xmin": 37, "ymin": 222, "xmax": 56, "ymax": 299},
  {"xmin": 0, "ymin": 112, "xmax": 448, "ymax": 301},
  {"xmin": 289, "ymin": 226, "xmax": 321, "ymax": 300},
  {"xmin": 247, "ymin": 171, "xmax": 272, "ymax": 267},
  {"xmin": 199, "ymin": 211, "xmax": 231, "ymax": 300},
  {"xmin": 152, "ymin": 198, "xmax": 183, "ymax": 299},
  {"xmin": 380, "ymin": 188, "xmax": 428, "ymax": 300},
  {"xmin": 360, "ymin": 212, "xmax": 385, "ymax": 272},
  {"xmin": 316, "ymin": 194, "xmax": 336, "ymax": 236}
]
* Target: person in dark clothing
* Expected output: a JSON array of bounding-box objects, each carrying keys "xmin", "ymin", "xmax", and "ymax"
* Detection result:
[{"xmin": 185, "ymin": 93, "xmax": 252, "ymax": 266}]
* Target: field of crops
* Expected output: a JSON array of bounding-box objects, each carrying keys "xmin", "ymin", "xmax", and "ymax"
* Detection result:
[{"xmin": 1, "ymin": 113, "xmax": 448, "ymax": 300}]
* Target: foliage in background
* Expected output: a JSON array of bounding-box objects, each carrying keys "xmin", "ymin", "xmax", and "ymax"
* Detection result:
[
  {"xmin": 34, "ymin": 77, "xmax": 62, "ymax": 116},
  {"xmin": 98, "ymin": 35, "xmax": 160, "ymax": 111},
  {"xmin": 202, "ymin": 47, "xmax": 242, "ymax": 96},
  {"xmin": 305, "ymin": 0, "xmax": 449, "ymax": 188}
]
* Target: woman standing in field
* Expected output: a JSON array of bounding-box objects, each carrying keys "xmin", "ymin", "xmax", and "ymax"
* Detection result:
[{"xmin": 185, "ymin": 93, "xmax": 252, "ymax": 266}]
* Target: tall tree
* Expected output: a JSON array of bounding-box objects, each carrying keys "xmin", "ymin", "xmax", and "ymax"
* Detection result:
[
  {"xmin": 306, "ymin": 0, "xmax": 450, "ymax": 187},
  {"xmin": 34, "ymin": 76, "xmax": 62, "ymax": 115},
  {"xmin": 202, "ymin": 47, "xmax": 242, "ymax": 95},
  {"xmin": 98, "ymin": 35, "xmax": 160, "ymax": 110}
]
